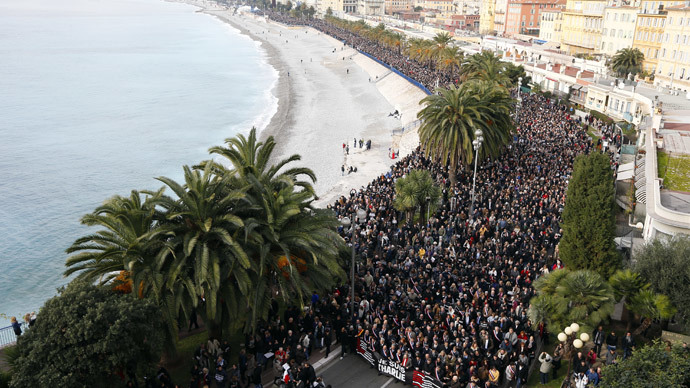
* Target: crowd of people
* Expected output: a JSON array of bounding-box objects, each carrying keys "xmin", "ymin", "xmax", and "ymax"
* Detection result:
[
  {"xmin": 175, "ymin": 9, "xmax": 613, "ymax": 388},
  {"xmin": 262, "ymin": 11, "xmax": 457, "ymax": 91}
]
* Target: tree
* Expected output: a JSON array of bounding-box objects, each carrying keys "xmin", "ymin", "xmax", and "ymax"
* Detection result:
[
  {"xmin": 414, "ymin": 5, "xmax": 423, "ymax": 11},
  {"xmin": 393, "ymin": 169, "xmax": 442, "ymax": 222},
  {"xmin": 154, "ymin": 164, "xmax": 250, "ymax": 339},
  {"xmin": 503, "ymin": 62, "xmax": 531, "ymax": 88},
  {"xmin": 628, "ymin": 289, "xmax": 676, "ymax": 335},
  {"xmin": 459, "ymin": 51, "xmax": 509, "ymax": 86},
  {"xmin": 599, "ymin": 340, "xmax": 690, "ymax": 388},
  {"xmin": 207, "ymin": 128, "xmax": 346, "ymax": 336},
  {"xmin": 610, "ymin": 48, "xmax": 645, "ymax": 78},
  {"xmin": 326, "ymin": 7, "xmax": 333, "ymax": 16},
  {"xmin": 609, "ymin": 269, "xmax": 648, "ymax": 331},
  {"xmin": 9, "ymin": 282, "xmax": 164, "ymax": 387},
  {"xmin": 559, "ymin": 152, "xmax": 620, "ymax": 279},
  {"xmin": 633, "ymin": 237, "xmax": 690, "ymax": 329},
  {"xmin": 417, "ymin": 80, "xmax": 514, "ymax": 187},
  {"xmin": 528, "ymin": 269, "xmax": 616, "ymax": 334}
]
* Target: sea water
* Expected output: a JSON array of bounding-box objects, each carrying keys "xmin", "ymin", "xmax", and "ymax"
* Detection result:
[{"xmin": 0, "ymin": 0, "xmax": 277, "ymax": 323}]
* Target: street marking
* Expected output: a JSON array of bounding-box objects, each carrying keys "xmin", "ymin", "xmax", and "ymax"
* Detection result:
[{"xmin": 380, "ymin": 377, "xmax": 395, "ymax": 388}]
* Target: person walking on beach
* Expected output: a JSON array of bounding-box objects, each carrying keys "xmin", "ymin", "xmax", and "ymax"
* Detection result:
[
  {"xmin": 341, "ymin": 165, "xmax": 345, "ymax": 176},
  {"xmin": 345, "ymin": 145, "xmax": 349, "ymax": 155}
]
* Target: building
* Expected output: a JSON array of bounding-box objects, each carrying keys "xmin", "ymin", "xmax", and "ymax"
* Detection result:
[
  {"xmin": 421, "ymin": 0, "xmax": 456, "ymax": 15},
  {"xmin": 455, "ymin": 0, "xmax": 481, "ymax": 15},
  {"xmin": 384, "ymin": 0, "xmax": 413, "ymax": 14},
  {"xmin": 539, "ymin": 8, "xmax": 563, "ymax": 42},
  {"xmin": 344, "ymin": 0, "xmax": 357, "ymax": 12},
  {"xmin": 633, "ymin": 6, "xmax": 669, "ymax": 73},
  {"xmin": 358, "ymin": 0, "xmax": 385, "ymax": 14},
  {"xmin": 655, "ymin": 4, "xmax": 690, "ymax": 91},
  {"xmin": 504, "ymin": 0, "xmax": 565, "ymax": 37},
  {"xmin": 479, "ymin": 0, "xmax": 497, "ymax": 33},
  {"xmin": 601, "ymin": 6, "xmax": 639, "ymax": 56},
  {"xmin": 317, "ymin": 0, "xmax": 345, "ymax": 15},
  {"xmin": 494, "ymin": 0, "xmax": 509, "ymax": 35},
  {"xmin": 561, "ymin": 0, "xmax": 606, "ymax": 55}
]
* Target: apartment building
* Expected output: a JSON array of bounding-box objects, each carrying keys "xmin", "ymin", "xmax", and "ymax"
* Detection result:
[
  {"xmin": 358, "ymin": 0, "xmax": 385, "ymax": 14},
  {"xmin": 540, "ymin": 8, "xmax": 564, "ymax": 41},
  {"xmin": 480, "ymin": 0, "xmax": 497, "ymax": 32},
  {"xmin": 561, "ymin": 0, "xmax": 607, "ymax": 54},
  {"xmin": 317, "ymin": 0, "xmax": 345, "ymax": 14},
  {"xmin": 505, "ymin": 0, "xmax": 565, "ymax": 36},
  {"xmin": 422, "ymin": 0, "xmax": 456, "ymax": 14},
  {"xmin": 655, "ymin": 4, "xmax": 690, "ymax": 91},
  {"xmin": 634, "ymin": 13, "xmax": 668, "ymax": 72},
  {"xmin": 494, "ymin": 0, "xmax": 509, "ymax": 34},
  {"xmin": 384, "ymin": 0, "xmax": 413, "ymax": 14},
  {"xmin": 600, "ymin": 6, "xmax": 639, "ymax": 55}
]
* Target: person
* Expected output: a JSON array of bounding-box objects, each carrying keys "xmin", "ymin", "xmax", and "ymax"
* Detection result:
[
  {"xmin": 586, "ymin": 348, "xmax": 597, "ymax": 366},
  {"xmin": 29, "ymin": 312, "xmax": 36, "ymax": 327},
  {"xmin": 341, "ymin": 165, "xmax": 345, "ymax": 176},
  {"xmin": 573, "ymin": 372, "xmax": 588, "ymax": 388},
  {"xmin": 605, "ymin": 348, "xmax": 617, "ymax": 365},
  {"xmin": 538, "ymin": 352, "xmax": 553, "ymax": 385},
  {"xmin": 605, "ymin": 331, "xmax": 618, "ymax": 353},
  {"xmin": 324, "ymin": 328, "xmax": 332, "ymax": 357},
  {"xmin": 592, "ymin": 326, "xmax": 604, "ymax": 356},
  {"xmin": 552, "ymin": 343, "xmax": 563, "ymax": 380},
  {"xmin": 586, "ymin": 366, "xmax": 599, "ymax": 386},
  {"xmin": 10, "ymin": 317, "xmax": 21, "ymax": 338},
  {"xmin": 622, "ymin": 332, "xmax": 635, "ymax": 359},
  {"xmin": 339, "ymin": 327, "xmax": 348, "ymax": 359}
]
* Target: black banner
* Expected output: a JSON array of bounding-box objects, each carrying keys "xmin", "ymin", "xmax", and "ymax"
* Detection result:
[
  {"xmin": 377, "ymin": 359, "xmax": 405, "ymax": 382},
  {"xmin": 411, "ymin": 370, "xmax": 443, "ymax": 388},
  {"xmin": 355, "ymin": 337, "xmax": 376, "ymax": 367},
  {"xmin": 355, "ymin": 339, "xmax": 443, "ymax": 387}
]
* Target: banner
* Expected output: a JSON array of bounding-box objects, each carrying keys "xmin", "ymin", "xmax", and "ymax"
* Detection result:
[
  {"xmin": 355, "ymin": 337, "xmax": 376, "ymax": 367},
  {"xmin": 355, "ymin": 339, "xmax": 442, "ymax": 387},
  {"xmin": 411, "ymin": 370, "xmax": 443, "ymax": 388},
  {"xmin": 377, "ymin": 359, "xmax": 405, "ymax": 382}
]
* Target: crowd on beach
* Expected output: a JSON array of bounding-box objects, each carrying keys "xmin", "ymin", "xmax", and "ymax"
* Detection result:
[{"xmin": 261, "ymin": 11, "xmax": 457, "ymax": 91}]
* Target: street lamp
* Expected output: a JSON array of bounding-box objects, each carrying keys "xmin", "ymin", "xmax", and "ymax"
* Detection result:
[
  {"xmin": 558, "ymin": 322, "xmax": 589, "ymax": 384},
  {"xmin": 469, "ymin": 129, "xmax": 484, "ymax": 217},
  {"xmin": 341, "ymin": 208, "xmax": 367, "ymax": 324},
  {"xmin": 426, "ymin": 196, "xmax": 431, "ymax": 222}
]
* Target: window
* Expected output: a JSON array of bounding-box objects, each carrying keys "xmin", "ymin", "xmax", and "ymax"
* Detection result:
[
  {"xmin": 611, "ymin": 28, "xmax": 616, "ymax": 37},
  {"xmin": 662, "ymin": 48, "xmax": 666, "ymax": 57}
]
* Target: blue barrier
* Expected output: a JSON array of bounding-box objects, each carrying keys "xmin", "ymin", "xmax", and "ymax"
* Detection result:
[
  {"xmin": 357, "ymin": 51, "xmax": 433, "ymax": 95},
  {"xmin": 0, "ymin": 322, "xmax": 25, "ymax": 348}
]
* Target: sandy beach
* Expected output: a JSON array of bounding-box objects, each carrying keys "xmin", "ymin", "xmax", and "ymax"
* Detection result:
[{"xmin": 181, "ymin": 1, "xmax": 427, "ymax": 206}]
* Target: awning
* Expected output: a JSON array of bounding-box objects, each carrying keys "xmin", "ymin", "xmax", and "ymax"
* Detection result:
[
  {"xmin": 546, "ymin": 77, "xmax": 557, "ymax": 82},
  {"xmin": 618, "ymin": 162, "xmax": 635, "ymax": 172},
  {"xmin": 617, "ymin": 169, "xmax": 634, "ymax": 181},
  {"xmin": 571, "ymin": 85, "xmax": 582, "ymax": 90}
]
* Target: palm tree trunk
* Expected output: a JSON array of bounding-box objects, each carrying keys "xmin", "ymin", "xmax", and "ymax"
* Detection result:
[
  {"xmin": 449, "ymin": 163, "xmax": 457, "ymax": 188},
  {"xmin": 633, "ymin": 318, "xmax": 651, "ymax": 336}
]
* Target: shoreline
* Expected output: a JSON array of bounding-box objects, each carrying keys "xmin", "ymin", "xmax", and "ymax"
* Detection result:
[{"xmin": 176, "ymin": 1, "xmax": 427, "ymax": 206}]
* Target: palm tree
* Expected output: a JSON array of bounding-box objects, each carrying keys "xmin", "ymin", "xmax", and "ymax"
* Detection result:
[
  {"xmin": 209, "ymin": 129, "xmax": 346, "ymax": 336},
  {"xmin": 64, "ymin": 190, "xmax": 163, "ymax": 285},
  {"xmin": 64, "ymin": 189, "xmax": 188, "ymax": 353},
  {"xmin": 459, "ymin": 51, "xmax": 509, "ymax": 86},
  {"xmin": 629, "ymin": 289, "xmax": 676, "ymax": 336},
  {"xmin": 207, "ymin": 127, "xmax": 316, "ymax": 194},
  {"xmin": 528, "ymin": 269, "xmax": 616, "ymax": 334},
  {"xmin": 437, "ymin": 46, "xmax": 463, "ymax": 75},
  {"xmin": 154, "ymin": 164, "xmax": 250, "ymax": 338},
  {"xmin": 610, "ymin": 269, "xmax": 648, "ymax": 331},
  {"xmin": 429, "ymin": 32, "xmax": 454, "ymax": 65},
  {"xmin": 417, "ymin": 80, "xmax": 515, "ymax": 187},
  {"xmin": 610, "ymin": 48, "xmax": 645, "ymax": 78},
  {"xmin": 393, "ymin": 169, "xmax": 442, "ymax": 223}
]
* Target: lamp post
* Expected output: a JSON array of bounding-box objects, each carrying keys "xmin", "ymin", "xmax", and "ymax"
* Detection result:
[
  {"xmin": 426, "ymin": 196, "xmax": 431, "ymax": 222},
  {"xmin": 341, "ymin": 208, "xmax": 367, "ymax": 324},
  {"xmin": 557, "ymin": 322, "xmax": 590, "ymax": 386},
  {"xmin": 469, "ymin": 129, "xmax": 484, "ymax": 217}
]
